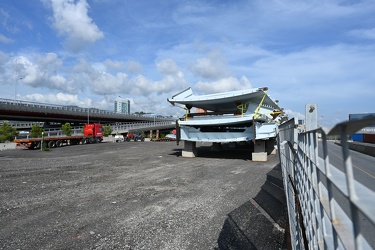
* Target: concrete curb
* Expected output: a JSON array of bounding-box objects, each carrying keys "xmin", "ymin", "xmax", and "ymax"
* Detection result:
[
  {"xmin": 334, "ymin": 141, "xmax": 375, "ymax": 157},
  {"xmin": 0, "ymin": 143, "xmax": 17, "ymax": 151}
]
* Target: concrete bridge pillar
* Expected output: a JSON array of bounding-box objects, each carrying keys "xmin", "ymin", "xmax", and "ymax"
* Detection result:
[
  {"xmin": 182, "ymin": 141, "xmax": 197, "ymax": 157},
  {"xmin": 150, "ymin": 130, "xmax": 153, "ymax": 139},
  {"xmin": 156, "ymin": 130, "xmax": 159, "ymax": 140}
]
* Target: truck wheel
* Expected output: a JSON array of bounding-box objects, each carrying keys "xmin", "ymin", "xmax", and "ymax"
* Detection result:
[
  {"xmin": 56, "ymin": 140, "xmax": 62, "ymax": 147},
  {"xmin": 141, "ymin": 137, "xmax": 145, "ymax": 142},
  {"xmin": 35, "ymin": 141, "xmax": 41, "ymax": 149},
  {"xmin": 48, "ymin": 141, "xmax": 56, "ymax": 148}
]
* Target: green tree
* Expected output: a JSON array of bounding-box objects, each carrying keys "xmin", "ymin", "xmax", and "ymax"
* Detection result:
[
  {"xmin": 61, "ymin": 123, "xmax": 72, "ymax": 136},
  {"xmin": 0, "ymin": 121, "xmax": 18, "ymax": 142},
  {"xmin": 102, "ymin": 125, "xmax": 113, "ymax": 137},
  {"xmin": 30, "ymin": 125, "xmax": 44, "ymax": 138}
]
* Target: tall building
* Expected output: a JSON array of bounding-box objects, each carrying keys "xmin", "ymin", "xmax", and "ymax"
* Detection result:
[{"xmin": 114, "ymin": 98, "xmax": 130, "ymax": 114}]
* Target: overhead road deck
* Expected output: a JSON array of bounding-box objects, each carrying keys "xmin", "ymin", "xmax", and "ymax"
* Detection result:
[{"xmin": 0, "ymin": 98, "xmax": 173, "ymax": 124}]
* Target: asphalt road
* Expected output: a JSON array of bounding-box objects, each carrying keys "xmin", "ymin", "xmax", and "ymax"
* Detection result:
[
  {"xmin": 319, "ymin": 141, "xmax": 375, "ymax": 192},
  {"xmin": 319, "ymin": 141, "xmax": 375, "ymax": 248},
  {"xmin": 0, "ymin": 141, "xmax": 285, "ymax": 250}
]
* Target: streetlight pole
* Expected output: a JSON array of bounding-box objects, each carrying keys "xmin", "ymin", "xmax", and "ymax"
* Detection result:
[{"xmin": 15, "ymin": 77, "xmax": 22, "ymax": 100}]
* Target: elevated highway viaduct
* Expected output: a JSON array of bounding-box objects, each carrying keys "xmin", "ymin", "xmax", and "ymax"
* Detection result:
[{"xmin": 0, "ymin": 98, "xmax": 174, "ymax": 125}]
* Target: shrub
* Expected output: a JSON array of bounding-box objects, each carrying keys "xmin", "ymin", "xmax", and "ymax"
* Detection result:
[
  {"xmin": 0, "ymin": 121, "xmax": 18, "ymax": 142},
  {"xmin": 30, "ymin": 125, "xmax": 44, "ymax": 138},
  {"xmin": 62, "ymin": 123, "xmax": 72, "ymax": 136}
]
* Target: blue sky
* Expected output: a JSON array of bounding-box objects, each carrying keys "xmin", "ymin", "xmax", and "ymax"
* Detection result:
[{"xmin": 1, "ymin": 0, "xmax": 375, "ymax": 128}]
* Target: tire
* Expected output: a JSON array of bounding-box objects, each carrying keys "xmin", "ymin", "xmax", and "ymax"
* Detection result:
[
  {"xmin": 56, "ymin": 140, "xmax": 62, "ymax": 147},
  {"xmin": 141, "ymin": 137, "xmax": 145, "ymax": 142},
  {"xmin": 48, "ymin": 141, "xmax": 56, "ymax": 148},
  {"xmin": 35, "ymin": 141, "xmax": 41, "ymax": 149}
]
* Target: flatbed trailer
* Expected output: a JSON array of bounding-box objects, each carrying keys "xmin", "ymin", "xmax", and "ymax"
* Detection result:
[
  {"xmin": 14, "ymin": 135, "xmax": 102, "ymax": 149},
  {"xmin": 14, "ymin": 123, "xmax": 104, "ymax": 150}
]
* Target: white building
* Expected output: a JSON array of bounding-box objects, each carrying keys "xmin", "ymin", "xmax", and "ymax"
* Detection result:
[{"xmin": 114, "ymin": 98, "xmax": 130, "ymax": 114}]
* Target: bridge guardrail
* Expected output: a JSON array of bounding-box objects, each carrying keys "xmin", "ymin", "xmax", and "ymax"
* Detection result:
[{"xmin": 277, "ymin": 108, "xmax": 375, "ymax": 249}]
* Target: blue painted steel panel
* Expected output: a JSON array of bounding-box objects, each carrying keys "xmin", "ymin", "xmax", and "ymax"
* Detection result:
[{"xmin": 350, "ymin": 133, "xmax": 364, "ymax": 142}]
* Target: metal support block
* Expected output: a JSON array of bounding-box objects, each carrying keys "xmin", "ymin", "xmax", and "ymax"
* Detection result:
[
  {"xmin": 253, "ymin": 140, "xmax": 267, "ymax": 161},
  {"xmin": 182, "ymin": 141, "xmax": 197, "ymax": 157},
  {"xmin": 252, "ymin": 152, "xmax": 268, "ymax": 162},
  {"xmin": 254, "ymin": 140, "xmax": 265, "ymax": 153},
  {"xmin": 211, "ymin": 142, "xmax": 222, "ymax": 151}
]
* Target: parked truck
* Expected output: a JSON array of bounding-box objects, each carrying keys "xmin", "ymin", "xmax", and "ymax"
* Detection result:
[
  {"xmin": 14, "ymin": 123, "xmax": 103, "ymax": 149},
  {"xmin": 125, "ymin": 131, "xmax": 145, "ymax": 142}
]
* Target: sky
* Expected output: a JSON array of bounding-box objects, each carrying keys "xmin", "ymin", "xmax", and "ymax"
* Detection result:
[{"xmin": 1, "ymin": 0, "xmax": 375, "ymax": 128}]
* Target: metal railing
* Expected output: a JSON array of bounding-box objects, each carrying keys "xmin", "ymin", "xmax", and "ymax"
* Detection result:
[{"xmin": 277, "ymin": 108, "xmax": 375, "ymax": 249}]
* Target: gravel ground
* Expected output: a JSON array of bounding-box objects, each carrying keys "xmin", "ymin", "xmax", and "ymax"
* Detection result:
[{"xmin": 0, "ymin": 141, "xmax": 282, "ymax": 250}]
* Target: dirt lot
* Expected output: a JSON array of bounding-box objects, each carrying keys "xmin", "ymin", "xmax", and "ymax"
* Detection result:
[{"xmin": 0, "ymin": 141, "xmax": 283, "ymax": 249}]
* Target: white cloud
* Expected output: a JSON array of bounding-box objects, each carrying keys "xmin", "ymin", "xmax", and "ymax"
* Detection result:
[
  {"xmin": 104, "ymin": 59, "xmax": 125, "ymax": 71},
  {"xmin": 347, "ymin": 28, "xmax": 375, "ymax": 40},
  {"xmin": 283, "ymin": 108, "xmax": 304, "ymax": 121},
  {"xmin": 195, "ymin": 76, "xmax": 252, "ymax": 94},
  {"xmin": 157, "ymin": 58, "xmax": 179, "ymax": 76},
  {"xmin": 25, "ymin": 92, "xmax": 81, "ymax": 105},
  {"xmin": 128, "ymin": 75, "xmax": 152, "ymax": 96},
  {"xmin": 172, "ymin": 3, "xmax": 213, "ymax": 25},
  {"xmin": 5, "ymin": 54, "xmax": 81, "ymax": 94},
  {"xmin": 125, "ymin": 60, "xmax": 142, "ymax": 73},
  {"xmin": 90, "ymin": 71, "xmax": 127, "ymax": 95},
  {"xmin": 50, "ymin": 0, "xmax": 104, "ymax": 53},
  {"xmin": 37, "ymin": 53, "xmax": 62, "ymax": 70},
  {"xmin": 190, "ymin": 50, "xmax": 230, "ymax": 80},
  {"xmin": 0, "ymin": 33, "xmax": 13, "ymax": 43},
  {"xmin": 127, "ymin": 59, "xmax": 187, "ymax": 97}
]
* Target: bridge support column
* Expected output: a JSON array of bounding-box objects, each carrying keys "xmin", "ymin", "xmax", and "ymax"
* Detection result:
[
  {"xmin": 182, "ymin": 141, "xmax": 197, "ymax": 157},
  {"xmin": 252, "ymin": 140, "xmax": 268, "ymax": 162},
  {"xmin": 156, "ymin": 130, "xmax": 159, "ymax": 140},
  {"xmin": 150, "ymin": 130, "xmax": 153, "ymax": 139}
]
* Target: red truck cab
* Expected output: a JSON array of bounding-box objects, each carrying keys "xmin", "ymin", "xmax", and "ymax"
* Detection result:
[{"xmin": 84, "ymin": 124, "xmax": 103, "ymax": 141}]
